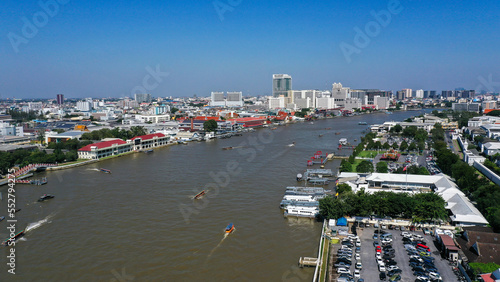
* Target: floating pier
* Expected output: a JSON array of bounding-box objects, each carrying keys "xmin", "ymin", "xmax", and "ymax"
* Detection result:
[{"xmin": 298, "ymin": 257, "xmax": 318, "ymax": 268}]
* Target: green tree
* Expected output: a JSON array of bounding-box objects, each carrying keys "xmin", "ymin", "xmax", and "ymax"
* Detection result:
[
  {"xmin": 340, "ymin": 159, "xmax": 353, "ymax": 172},
  {"xmin": 390, "ymin": 124, "xmax": 403, "ymax": 133},
  {"xmin": 399, "ymin": 140, "xmax": 408, "ymax": 152},
  {"xmin": 408, "ymin": 142, "xmax": 417, "ymax": 152},
  {"xmin": 203, "ymin": 120, "xmax": 218, "ymax": 132},
  {"xmin": 376, "ymin": 161, "xmax": 388, "ymax": 173},
  {"xmin": 170, "ymin": 107, "xmax": 179, "ymax": 114},
  {"xmin": 319, "ymin": 196, "xmax": 346, "ymax": 219},
  {"xmin": 357, "ymin": 160, "xmax": 374, "ymax": 173},
  {"xmin": 402, "ymin": 126, "xmax": 418, "ymax": 138},
  {"xmin": 336, "ymin": 183, "xmax": 352, "ymax": 196}
]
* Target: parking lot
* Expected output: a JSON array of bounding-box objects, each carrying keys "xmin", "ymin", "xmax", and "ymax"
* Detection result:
[{"xmin": 333, "ymin": 224, "xmax": 457, "ymax": 281}]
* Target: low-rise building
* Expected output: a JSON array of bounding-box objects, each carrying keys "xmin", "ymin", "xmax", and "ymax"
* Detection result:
[
  {"xmin": 130, "ymin": 133, "xmax": 170, "ymax": 151},
  {"xmin": 78, "ymin": 139, "xmax": 132, "ymax": 160}
]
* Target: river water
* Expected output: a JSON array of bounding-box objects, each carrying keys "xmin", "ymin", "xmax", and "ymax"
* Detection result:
[{"xmin": 0, "ymin": 110, "xmax": 430, "ymax": 281}]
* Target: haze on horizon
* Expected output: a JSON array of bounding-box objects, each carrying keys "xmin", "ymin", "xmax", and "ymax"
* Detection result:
[{"xmin": 1, "ymin": 0, "xmax": 499, "ymax": 99}]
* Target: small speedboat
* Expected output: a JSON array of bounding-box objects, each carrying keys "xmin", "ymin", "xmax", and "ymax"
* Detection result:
[
  {"xmin": 38, "ymin": 194, "xmax": 55, "ymax": 202},
  {"xmin": 100, "ymin": 168, "xmax": 111, "ymax": 174},
  {"xmin": 14, "ymin": 209, "xmax": 21, "ymax": 213},
  {"xmin": 319, "ymin": 134, "xmax": 323, "ymax": 137},
  {"xmin": 193, "ymin": 190, "xmax": 206, "ymax": 200},
  {"xmin": 0, "ymin": 216, "xmax": 5, "ymax": 222},
  {"xmin": 2, "ymin": 230, "xmax": 24, "ymax": 246},
  {"xmin": 222, "ymin": 147, "xmax": 233, "ymax": 150},
  {"xmin": 144, "ymin": 149, "xmax": 154, "ymax": 154},
  {"xmin": 225, "ymin": 223, "xmax": 234, "ymax": 234}
]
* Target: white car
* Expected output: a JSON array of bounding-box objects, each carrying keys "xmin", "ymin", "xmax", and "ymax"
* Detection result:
[
  {"xmin": 387, "ymin": 265, "xmax": 400, "ymax": 271},
  {"xmin": 428, "ymin": 272, "xmax": 442, "ymax": 280},
  {"xmin": 379, "ymin": 264, "xmax": 386, "ymax": 272},
  {"xmin": 354, "ymin": 269, "xmax": 361, "ymax": 278},
  {"xmin": 377, "ymin": 258, "xmax": 384, "ymax": 265},
  {"xmin": 401, "ymin": 231, "xmax": 410, "ymax": 237},
  {"xmin": 355, "ymin": 253, "xmax": 361, "ymax": 260},
  {"xmin": 356, "ymin": 262, "xmax": 363, "ymax": 269},
  {"xmin": 355, "ymin": 240, "xmax": 361, "ymax": 247},
  {"xmin": 337, "ymin": 267, "xmax": 349, "ymax": 274}
]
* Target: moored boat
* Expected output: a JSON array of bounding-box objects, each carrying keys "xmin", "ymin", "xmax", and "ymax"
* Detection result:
[
  {"xmin": 193, "ymin": 190, "xmax": 206, "ymax": 199},
  {"xmin": 100, "ymin": 168, "xmax": 111, "ymax": 174},
  {"xmin": 144, "ymin": 149, "xmax": 154, "ymax": 154},
  {"xmin": 2, "ymin": 230, "xmax": 25, "ymax": 246},
  {"xmin": 225, "ymin": 223, "xmax": 234, "ymax": 233}
]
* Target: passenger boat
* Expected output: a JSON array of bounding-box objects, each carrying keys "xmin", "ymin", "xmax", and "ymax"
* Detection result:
[
  {"xmin": 2, "ymin": 230, "xmax": 25, "ymax": 246},
  {"xmin": 225, "ymin": 223, "xmax": 234, "ymax": 234},
  {"xmin": 100, "ymin": 168, "xmax": 111, "ymax": 174},
  {"xmin": 38, "ymin": 194, "xmax": 55, "ymax": 202},
  {"xmin": 193, "ymin": 190, "xmax": 206, "ymax": 200}
]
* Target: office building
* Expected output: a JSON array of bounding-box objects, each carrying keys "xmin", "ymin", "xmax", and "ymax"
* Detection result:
[
  {"xmin": 210, "ymin": 92, "xmax": 226, "ymax": 107},
  {"xmin": 332, "ymin": 83, "xmax": 351, "ymax": 108},
  {"xmin": 76, "ymin": 101, "xmax": 92, "ymax": 112},
  {"xmin": 272, "ymin": 74, "xmax": 292, "ymax": 98},
  {"xmin": 226, "ymin": 92, "xmax": 243, "ymax": 107},
  {"xmin": 56, "ymin": 94, "xmax": 64, "ymax": 105},
  {"xmin": 135, "ymin": 93, "xmax": 152, "ymax": 104}
]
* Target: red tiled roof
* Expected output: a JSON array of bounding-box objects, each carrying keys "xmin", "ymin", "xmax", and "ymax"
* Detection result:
[
  {"xmin": 130, "ymin": 133, "xmax": 165, "ymax": 141},
  {"xmin": 78, "ymin": 139, "xmax": 127, "ymax": 151},
  {"xmin": 440, "ymin": 235, "xmax": 460, "ymax": 251},
  {"xmin": 480, "ymin": 273, "xmax": 495, "ymax": 282}
]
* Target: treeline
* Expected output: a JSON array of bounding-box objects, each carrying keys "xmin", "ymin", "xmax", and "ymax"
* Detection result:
[
  {"xmin": 319, "ymin": 187, "xmax": 447, "ymax": 222},
  {"xmin": 0, "ymin": 149, "xmax": 77, "ymax": 175},
  {"xmin": 81, "ymin": 126, "xmax": 148, "ymax": 141},
  {"xmin": 6, "ymin": 109, "xmax": 44, "ymax": 122},
  {"xmin": 432, "ymin": 124, "xmax": 500, "ymax": 232}
]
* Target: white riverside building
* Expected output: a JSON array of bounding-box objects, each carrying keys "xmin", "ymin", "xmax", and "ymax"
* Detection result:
[{"xmin": 337, "ymin": 172, "xmax": 489, "ymax": 227}]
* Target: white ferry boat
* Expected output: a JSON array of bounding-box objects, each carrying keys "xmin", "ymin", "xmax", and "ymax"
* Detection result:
[{"xmin": 284, "ymin": 206, "xmax": 319, "ymax": 218}]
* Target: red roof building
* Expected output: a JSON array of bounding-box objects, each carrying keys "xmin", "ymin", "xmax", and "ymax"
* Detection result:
[{"xmin": 78, "ymin": 139, "xmax": 132, "ymax": 160}]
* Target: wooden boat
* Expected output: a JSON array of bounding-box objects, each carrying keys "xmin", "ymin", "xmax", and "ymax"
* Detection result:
[
  {"xmin": 222, "ymin": 147, "xmax": 233, "ymax": 150},
  {"xmin": 225, "ymin": 223, "xmax": 234, "ymax": 234},
  {"xmin": 99, "ymin": 168, "xmax": 111, "ymax": 174},
  {"xmin": 335, "ymin": 132, "xmax": 341, "ymax": 135},
  {"xmin": 193, "ymin": 190, "xmax": 206, "ymax": 200},
  {"xmin": 2, "ymin": 230, "xmax": 24, "ymax": 246}
]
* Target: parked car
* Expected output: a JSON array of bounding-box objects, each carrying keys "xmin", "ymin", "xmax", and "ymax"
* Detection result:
[
  {"xmin": 423, "ymin": 228, "xmax": 431, "ymax": 235},
  {"xmin": 379, "ymin": 272, "xmax": 387, "ymax": 281},
  {"xmin": 355, "ymin": 261, "xmax": 363, "ymax": 269}
]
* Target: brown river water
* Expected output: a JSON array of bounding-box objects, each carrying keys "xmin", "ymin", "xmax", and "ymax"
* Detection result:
[{"xmin": 0, "ymin": 110, "xmax": 429, "ymax": 281}]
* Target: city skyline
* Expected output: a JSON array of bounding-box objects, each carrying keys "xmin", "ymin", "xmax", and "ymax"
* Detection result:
[{"xmin": 2, "ymin": 1, "xmax": 500, "ymax": 99}]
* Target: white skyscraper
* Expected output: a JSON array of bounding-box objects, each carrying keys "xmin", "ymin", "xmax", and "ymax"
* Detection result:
[{"xmin": 210, "ymin": 92, "xmax": 226, "ymax": 107}]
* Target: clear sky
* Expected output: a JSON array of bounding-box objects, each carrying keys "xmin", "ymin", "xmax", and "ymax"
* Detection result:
[{"xmin": 1, "ymin": 0, "xmax": 499, "ymax": 99}]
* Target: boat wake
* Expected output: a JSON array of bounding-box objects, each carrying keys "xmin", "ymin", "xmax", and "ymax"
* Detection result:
[
  {"xmin": 207, "ymin": 229, "xmax": 234, "ymax": 259},
  {"xmin": 26, "ymin": 213, "xmax": 56, "ymax": 233}
]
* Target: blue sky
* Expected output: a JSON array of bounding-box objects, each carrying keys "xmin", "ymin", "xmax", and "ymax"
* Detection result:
[{"xmin": 1, "ymin": 0, "xmax": 499, "ymax": 98}]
